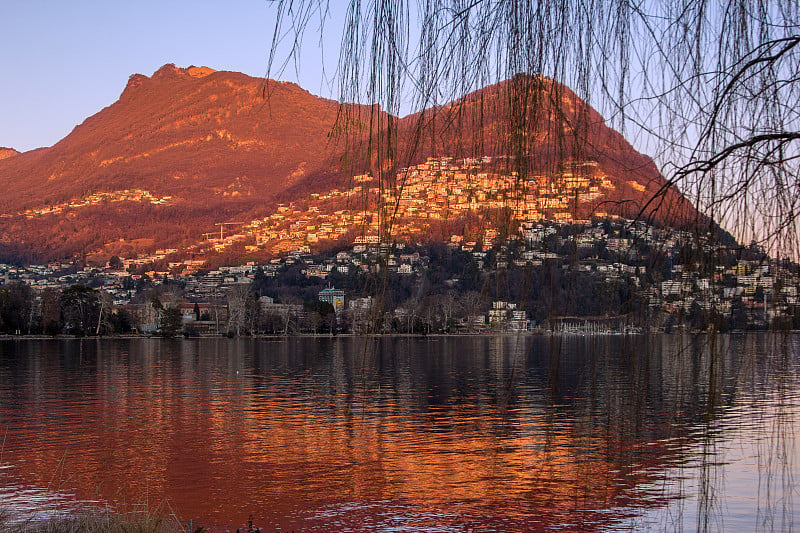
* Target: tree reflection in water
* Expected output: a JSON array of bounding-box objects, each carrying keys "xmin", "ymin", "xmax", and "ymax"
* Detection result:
[{"xmin": 0, "ymin": 334, "xmax": 797, "ymax": 531}]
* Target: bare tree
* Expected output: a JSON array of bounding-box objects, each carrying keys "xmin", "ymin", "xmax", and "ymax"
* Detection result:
[
  {"xmin": 459, "ymin": 290, "xmax": 488, "ymax": 332},
  {"xmin": 434, "ymin": 291, "xmax": 460, "ymax": 332},
  {"xmin": 227, "ymin": 284, "xmax": 258, "ymax": 336},
  {"xmin": 95, "ymin": 290, "xmax": 114, "ymax": 335}
]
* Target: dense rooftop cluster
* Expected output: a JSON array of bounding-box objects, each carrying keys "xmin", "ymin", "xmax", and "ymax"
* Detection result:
[
  {"xmin": 5, "ymin": 189, "xmax": 176, "ymax": 220},
  {"xmin": 0, "ymin": 213, "xmax": 797, "ymax": 336},
  {"xmin": 180, "ymin": 156, "xmax": 624, "ymax": 261}
]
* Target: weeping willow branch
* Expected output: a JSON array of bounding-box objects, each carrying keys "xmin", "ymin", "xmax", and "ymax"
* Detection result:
[{"xmin": 267, "ymin": 0, "xmax": 800, "ymax": 260}]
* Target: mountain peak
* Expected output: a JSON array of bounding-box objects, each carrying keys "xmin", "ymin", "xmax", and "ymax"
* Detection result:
[
  {"xmin": 122, "ymin": 64, "xmax": 220, "ymax": 100},
  {"xmin": 148, "ymin": 63, "xmax": 218, "ymax": 80},
  {"xmin": 0, "ymin": 147, "xmax": 20, "ymax": 160},
  {"xmin": 187, "ymin": 65, "xmax": 216, "ymax": 78},
  {"xmin": 152, "ymin": 63, "xmax": 183, "ymax": 80}
]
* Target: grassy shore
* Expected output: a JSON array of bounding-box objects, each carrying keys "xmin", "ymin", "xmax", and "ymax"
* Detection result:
[{"xmin": 0, "ymin": 511, "xmax": 182, "ymax": 533}]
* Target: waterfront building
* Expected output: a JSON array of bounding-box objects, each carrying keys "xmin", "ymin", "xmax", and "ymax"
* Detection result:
[{"xmin": 319, "ymin": 287, "xmax": 345, "ymax": 314}]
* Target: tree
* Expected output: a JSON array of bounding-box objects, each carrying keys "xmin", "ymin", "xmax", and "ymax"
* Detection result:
[
  {"xmin": 318, "ymin": 300, "xmax": 336, "ymax": 334},
  {"xmin": 269, "ymin": 1, "xmax": 800, "ymax": 260},
  {"xmin": 227, "ymin": 284, "xmax": 259, "ymax": 336},
  {"xmin": 149, "ymin": 294, "xmax": 164, "ymax": 329},
  {"xmin": 109, "ymin": 308, "xmax": 133, "ymax": 334},
  {"xmin": 459, "ymin": 291, "xmax": 488, "ymax": 332},
  {"xmin": 0, "ymin": 282, "xmax": 34, "ymax": 334},
  {"xmin": 160, "ymin": 307, "xmax": 183, "ymax": 337},
  {"xmin": 95, "ymin": 290, "xmax": 114, "ymax": 335},
  {"xmin": 40, "ymin": 287, "xmax": 62, "ymax": 335},
  {"xmin": 433, "ymin": 292, "xmax": 459, "ymax": 332},
  {"xmin": 302, "ymin": 300, "xmax": 336, "ymax": 334},
  {"xmin": 60, "ymin": 284, "xmax": 100, "ymax": 336}
]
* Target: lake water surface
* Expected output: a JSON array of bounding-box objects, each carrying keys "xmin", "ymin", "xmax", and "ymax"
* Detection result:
[{"xmin": 0, "ymin": 334, "xmax": 798, "ymax": 532}]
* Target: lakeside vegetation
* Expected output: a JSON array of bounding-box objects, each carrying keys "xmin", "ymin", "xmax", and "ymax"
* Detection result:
[{"xmin": 0, "ymin": 513, "xmax": 180, "ymax": 533}]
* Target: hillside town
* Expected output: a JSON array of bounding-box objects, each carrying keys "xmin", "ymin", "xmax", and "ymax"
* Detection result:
[
  {"xmin": 0, "ymin": 210, "xmax": 797, "ymax": 335},
  {"xmin": 184, "ymin": 156, "xmax": 626, "ymax": 259},
  {"xmin": 8, "ymin": 189, "xmax": 176, "ymax": 219}
]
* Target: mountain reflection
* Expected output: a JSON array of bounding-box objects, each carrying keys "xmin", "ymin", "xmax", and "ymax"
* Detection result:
[{"xmin": 0, "ymin": 334, "xmax": 797, "ymax": 531}]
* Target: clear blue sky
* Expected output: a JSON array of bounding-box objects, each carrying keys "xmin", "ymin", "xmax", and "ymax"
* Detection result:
[{"xmin": 0, "ymin": 1, "xmax": 340, "ymax": 152}]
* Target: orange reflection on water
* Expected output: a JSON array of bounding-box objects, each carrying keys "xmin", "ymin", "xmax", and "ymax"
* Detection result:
[{"xmin": 0, "ymin": 337, "xmax": 682, "ymax": 531}]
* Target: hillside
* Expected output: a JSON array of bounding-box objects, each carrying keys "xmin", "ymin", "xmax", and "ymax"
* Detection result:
[
  {"xmin": 0, "ymin": 65, "xmax": 701, "ymax": 265},
  {"xmin": 391, "ymin": 74, "xmax": 696, "ymax": 224},
  {"xmin": 0, "ymin": 148, "xmax": 19, "ymax": 160}
]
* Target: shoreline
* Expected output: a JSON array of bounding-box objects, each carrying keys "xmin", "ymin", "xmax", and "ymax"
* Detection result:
[{"xmin": 0, "ymin": 330, "xmax": 797, "ymax": 341}]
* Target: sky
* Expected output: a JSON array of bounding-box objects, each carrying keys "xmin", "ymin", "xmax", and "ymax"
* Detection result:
[
  {"xmin": 0, "ymin": 1, "xmax": 341, "ymax": 152},
  {"xmin": 1, "ymin": 3, "xmax": 796, "ymax": 258},
  {"xmin": 0, "ymin": 2, "xmax": 666, "ymax": 155}
]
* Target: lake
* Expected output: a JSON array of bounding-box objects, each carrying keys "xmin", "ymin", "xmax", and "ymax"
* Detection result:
[{"xmin": 0, "ymin": 334, "xmax": 798, "ymax": 531}]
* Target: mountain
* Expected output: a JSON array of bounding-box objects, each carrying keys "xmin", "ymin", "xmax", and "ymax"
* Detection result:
[
  {"xmin": 392, "ymin": 74, "xmax": 696, "ymax": 223},
  {"xmin": 0, "ymin": 64, "xmax": 701, "ymax": 265},
  {"xmin": 0, "ymin": 148, "xmax": 19, "ymax": 160}
]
